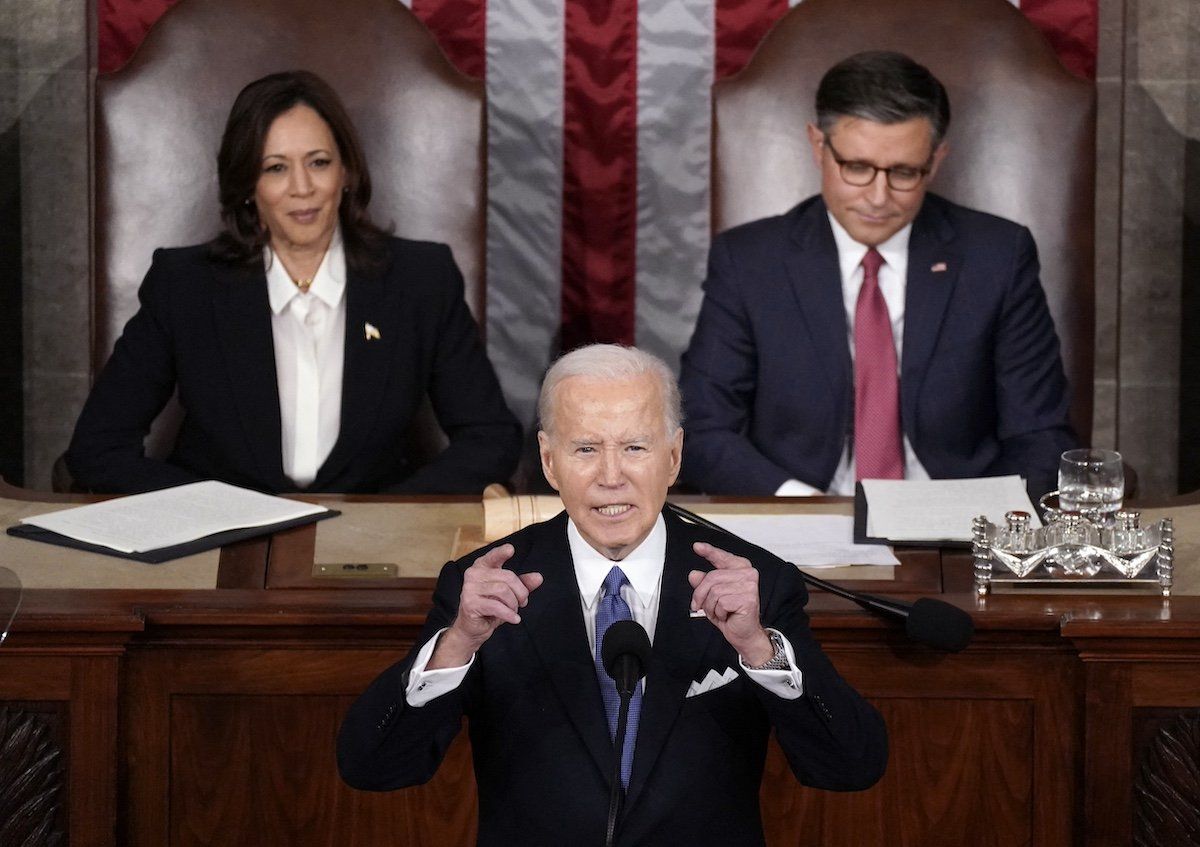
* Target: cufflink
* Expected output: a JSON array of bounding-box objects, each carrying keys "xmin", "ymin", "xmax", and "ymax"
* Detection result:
[{"xmin": 365, "ymin": 322, "xmax": 381, "ymax": 341}]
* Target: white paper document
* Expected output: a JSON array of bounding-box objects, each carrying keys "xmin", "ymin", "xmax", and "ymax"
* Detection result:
[
  {"xmin": 696, "ymin": 514, "xmax": 900, "ymax": 567},
  {"xmin": 862, "ymin": 476, "xmax": 1040, "ymax": 542},
  {"xmin": 20, "ymin": 480, "xmax": 330, "ymax": 553}
]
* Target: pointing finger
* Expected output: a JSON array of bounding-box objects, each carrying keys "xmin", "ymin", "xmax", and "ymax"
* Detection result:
[
  {"xmin": 692, "ymin": 541, "xmax": 751, "ymax": 570},
  {"xmin": 474, "ymin": 543, "xmax": 516, "ymax": 570}
]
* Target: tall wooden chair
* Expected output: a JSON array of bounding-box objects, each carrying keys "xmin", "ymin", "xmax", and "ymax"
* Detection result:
[{"xmin": 712, "ymin": 0, "xmax": 1095, "ymax": 440}]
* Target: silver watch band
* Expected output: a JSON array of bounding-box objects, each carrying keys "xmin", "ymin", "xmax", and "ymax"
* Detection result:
[{"xmin": 747, "ymin": 630, "xmax": 790, "ymax": 671}]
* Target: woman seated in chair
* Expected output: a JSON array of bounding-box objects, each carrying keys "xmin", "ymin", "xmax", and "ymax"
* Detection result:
[{"xmin": 66, "ymin": 70, "xmax": 521, "ymax": 494}]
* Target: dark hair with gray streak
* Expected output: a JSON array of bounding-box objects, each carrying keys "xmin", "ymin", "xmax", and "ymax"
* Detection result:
[{"xmin": 816, "ymin": 51, "xmax": 951, "ymax": 147}]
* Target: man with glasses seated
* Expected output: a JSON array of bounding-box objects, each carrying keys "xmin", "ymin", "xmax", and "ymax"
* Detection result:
[{"xmin": 679, "ymin": 50, "xmax": 1078, "ymax": 499}]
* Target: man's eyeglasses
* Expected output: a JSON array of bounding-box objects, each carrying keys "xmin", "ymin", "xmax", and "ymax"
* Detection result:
[{"xmin": 823, "ymin": 135, "xmax": 931, "ymax": 192}]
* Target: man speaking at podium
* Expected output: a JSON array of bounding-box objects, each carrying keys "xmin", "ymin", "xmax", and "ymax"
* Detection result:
[{"xmin": 338, "ymin": 344, "xmax": 886, "ymax": 845}]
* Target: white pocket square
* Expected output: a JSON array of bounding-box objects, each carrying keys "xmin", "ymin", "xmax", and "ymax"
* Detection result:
[{"xmin": 686, "ymin": 666, "xmax": 738, "ymax": 698}]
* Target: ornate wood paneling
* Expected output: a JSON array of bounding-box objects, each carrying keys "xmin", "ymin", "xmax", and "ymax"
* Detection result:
[
  {"xmin": 1133, "ymin": 710, "xmax": 1200, "ymax": 847},
  {"xmin": 0, "ymin": 705, "xmax": 67, "ymax": 847}
]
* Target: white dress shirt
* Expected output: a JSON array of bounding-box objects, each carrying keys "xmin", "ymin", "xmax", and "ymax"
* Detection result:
[
  {"xmin": 405, "ymin": 514, "xmax": 802, "ymax": 706},
  {"xmin": 776, "ymin": 214, "xmax": 931, "ymax": 496},
  {"xmin": 265, "ymin": 231, "xmax": 347, "ymax": 488}
]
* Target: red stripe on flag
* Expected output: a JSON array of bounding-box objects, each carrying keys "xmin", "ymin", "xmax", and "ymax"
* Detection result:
[
  {"xmin": 560, "ymin": 0, "xmax": 639, "ymax": 350},
  {"xmin": 715, "ymin": 0, "xmax": 789, "ymax": 81},
  {"xmin": 1019, "ymin": 0, "xmax": 1098, "ymax": 79},
  {"xmin": 411, "ymin": 0, "xmax": 487, "ymax": 79},
  {"xmin": 97, "ymin": 0, "xmax": 177, "ymax": 73}
]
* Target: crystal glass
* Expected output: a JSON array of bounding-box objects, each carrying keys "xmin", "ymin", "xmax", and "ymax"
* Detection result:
[{"xmin": 1058, "ymin": 449, "xmax": 1124, "ymax": 517}]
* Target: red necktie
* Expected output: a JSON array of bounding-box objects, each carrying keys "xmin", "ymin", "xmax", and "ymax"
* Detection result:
[{"xmin": 854, "ymin": 248, "xmax": 903, "ymax": 480}]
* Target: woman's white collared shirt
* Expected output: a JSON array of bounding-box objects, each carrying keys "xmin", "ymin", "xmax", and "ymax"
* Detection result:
[{"xmin": 265, "ymin": 233, "xmax": 347, "ymax": 488}]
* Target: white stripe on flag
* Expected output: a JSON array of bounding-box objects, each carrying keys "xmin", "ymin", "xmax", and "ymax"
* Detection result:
[
  {"xmin": 634, "ymin": 0, "xmax": 714, "ymax": 373},
  {"xmin": 485, "ymin": 0, "xmax": 566, "ymax": 430}
]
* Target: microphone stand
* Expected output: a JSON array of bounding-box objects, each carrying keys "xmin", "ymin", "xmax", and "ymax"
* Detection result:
[
  {"xmin": 605, "ymin": 688, "xmax": 633, "ymax": 847},
  {"xmin": 665, "ymin": 502, "xmax": 973, "ymax": 651}
]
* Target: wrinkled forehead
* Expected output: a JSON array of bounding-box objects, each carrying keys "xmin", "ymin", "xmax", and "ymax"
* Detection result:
[{"xmin": 549, "ymin": 373, "xmax": 666, "ymax": 435}]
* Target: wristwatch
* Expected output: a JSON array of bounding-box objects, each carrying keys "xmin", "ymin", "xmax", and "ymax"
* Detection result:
[{"xmin": 747, "ymin": 629, "xmax": 790, "ymax": 671}]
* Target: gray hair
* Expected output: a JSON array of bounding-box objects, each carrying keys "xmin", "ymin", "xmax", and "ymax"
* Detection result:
[
  {"xmin": 538, "ymin": 344, "xmax": 682, "ymax": 438},
  {"xmin": 815, "ymin": 51, "xmax": 951, "ymax": 148}
]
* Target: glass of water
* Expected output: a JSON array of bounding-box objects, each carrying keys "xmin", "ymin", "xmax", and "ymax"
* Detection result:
[{"xmin": 1058, "ymin": 449, "xmax": 1124, "ymax": 517}]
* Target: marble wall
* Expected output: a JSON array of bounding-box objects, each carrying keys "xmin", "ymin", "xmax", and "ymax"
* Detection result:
[
  {"xmin": 1, "ymin": 0, "xmax": 1197, "ymax": 495},
  {"xmin": 1094, "ymin": 0, "xmax": 1199, "ymax": 496},
  {"xmin": 1, "ymin": 0, "xmax": 91, "ymax": 489}
]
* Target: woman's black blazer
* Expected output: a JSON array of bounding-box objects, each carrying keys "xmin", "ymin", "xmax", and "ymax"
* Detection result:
[{"xmin": 66, "ymin": 237, "xmax": 521, "ymax": 494}]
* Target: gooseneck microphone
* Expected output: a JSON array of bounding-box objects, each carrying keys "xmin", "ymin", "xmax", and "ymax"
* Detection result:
[
  {"xmin": 666, "ymin": 502, "xmax": 974, "ymax": 653},
  {"xmin": 600, "ymin": 620, "xmax": 651, "ymax": 847}
]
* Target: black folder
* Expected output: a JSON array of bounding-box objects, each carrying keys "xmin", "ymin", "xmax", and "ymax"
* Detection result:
[
  {"xmin": 7, "ymin": 509, "xmax": 340, "ymax": 564},
  {"xmin": 852, "ymin": 482, "xmax": 970, "ymax": 549}
]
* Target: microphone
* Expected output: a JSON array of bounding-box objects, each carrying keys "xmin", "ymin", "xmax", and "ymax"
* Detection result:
[
  {"xmin": 602, "ymin": 619, "xmax": 651, "ymax": 696},
  {"xmin": 798, "ymin": 570, "xmax": 974, "ymax": 653},
  {"xmin": 665, "ymin": 502, "xmax": 974, "ymax": 653},
  {"xmin": 600, "ymin": 620, "xmax": 651, "ymax": 847}
]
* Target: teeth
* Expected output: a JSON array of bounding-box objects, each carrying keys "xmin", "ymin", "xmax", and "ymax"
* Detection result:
[{"xmin": 596, "ymin": 505, "xmax": 631, "ymax": 516}]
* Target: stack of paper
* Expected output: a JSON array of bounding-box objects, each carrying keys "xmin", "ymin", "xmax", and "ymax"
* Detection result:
[
  {"xmin": 11, "ymin": 480, "xmax": 335, "ymax": 562},
  {"xmin": 862, "ymin": 476, "xmax": 1040, "ymax": 543},
  {"xmin": 699, "ymin": 514, "xmax": 899, "ymax": 567}
]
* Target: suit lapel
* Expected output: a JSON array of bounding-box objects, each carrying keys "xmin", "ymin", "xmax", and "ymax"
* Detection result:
[
  {"xmin": 783, "ymin": 200, "xmax": 852, "ymax": 400},
  {"xmin": 212, "ymin": 261, "xmax": 288, "ymax": 489},
  {"xmin": 311, "ymin": 259, "xmax": 397, "ymax": 488},
  {"xmin": 518, "ymin": 514, "xmax": 617, "ymax": 786},
  {"xmin": 623, "ymin": 510, "xmax": 718, "ymax": 810},
  {"xmin": 901, "ymin": 197, "xmax": 962, "ymax": 431}
]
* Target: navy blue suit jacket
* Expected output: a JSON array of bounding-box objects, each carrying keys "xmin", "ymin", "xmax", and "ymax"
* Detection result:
[
  {"xmin": 66, "ymin": 237, "xmax": 520, "ymax": 494},
  {"xmin": 679, "ymin": 194, "xmax": 1078, "ymax": 498},
  {"xmin": 337, "ymin": 509, "xmax": 887, "ymax": 846}
]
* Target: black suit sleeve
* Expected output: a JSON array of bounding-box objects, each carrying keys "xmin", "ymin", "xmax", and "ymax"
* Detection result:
[
  {"xmin": 753, "ymin": 560, "xmax": 888, "ymax": 791},
  {"xmin": 337, "ymin": 558, "xmax": 472, "ymax": 790},
  {"xmin": 382, "ymin": 245, "xmax": 521, "ymax": 494},
  {"xmin": 65, "ymin": 251, "xmax": 201, "ymax": 493}
]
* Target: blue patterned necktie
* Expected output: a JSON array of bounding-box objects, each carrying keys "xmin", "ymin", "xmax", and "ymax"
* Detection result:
[{"xmin": 594, "ymin": 565, "xmax": 643, "ymax": 790}]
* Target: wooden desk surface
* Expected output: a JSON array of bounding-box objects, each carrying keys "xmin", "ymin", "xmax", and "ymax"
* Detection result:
[{"xmin": 4, "ymin": 483, "xmax": 1200, "ymax": 846}]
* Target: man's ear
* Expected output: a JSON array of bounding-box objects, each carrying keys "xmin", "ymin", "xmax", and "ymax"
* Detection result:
[
  {"xmin": 806, "ymin": 123, "xmax": 825, "ymax": 169},
  {"xmin": 667, "ymin": 427, "xmax": 683, "ymax": 486},
  {"xmin": 537, "ymin": 431, "xmax": 560, "ymax": 492}
]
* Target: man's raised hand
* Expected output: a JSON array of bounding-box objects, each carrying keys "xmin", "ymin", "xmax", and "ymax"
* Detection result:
[
  {"xmin": 428, "ymin": 544, "xmax": 544, "ymax": 669},
  {"xmin": 688, "ymin": 542, "xmax": 774, "ymax": 667}
]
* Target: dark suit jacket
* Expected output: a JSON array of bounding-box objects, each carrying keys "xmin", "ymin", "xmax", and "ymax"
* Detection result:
[
  {"xmin": 66, "ymin": 237, "xmax": 521, "ymax": 494},
  {"xmin": 679, "ymin": 194, "xmax": 1078, "ymax": 499},
  {"xmin": 337, "ymin": 508, "xmax": 887, "ymax": 846}
]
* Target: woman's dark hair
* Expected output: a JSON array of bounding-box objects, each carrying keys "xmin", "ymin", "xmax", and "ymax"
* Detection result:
[{"xmin": 211, "ymin": 70, "xmax": 389, "ymax": 273}]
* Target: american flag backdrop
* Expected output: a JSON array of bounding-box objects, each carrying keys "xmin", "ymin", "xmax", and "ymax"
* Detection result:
[{"xmin": 97, "ymin": 0, "xmax": 1098, "ymax": 429}]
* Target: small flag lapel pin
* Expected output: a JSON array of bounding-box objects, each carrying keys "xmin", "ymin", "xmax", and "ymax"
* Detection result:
[
  {"xmin": 930, "ymin": 262, "xmax": 948, "ymax": 273},
  {"xmin": 364, "ymin": 322, "xmax": 381, "ymax": 341}
]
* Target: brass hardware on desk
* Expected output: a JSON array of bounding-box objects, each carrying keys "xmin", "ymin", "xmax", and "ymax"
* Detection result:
[{"xmin": 312, "ymin": 563, "xmax": 397, "ymax": 579}]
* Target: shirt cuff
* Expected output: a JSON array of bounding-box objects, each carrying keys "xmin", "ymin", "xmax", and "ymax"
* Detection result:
[
  {"xmin": 775, "ymin": 479, "xmax": 823, "ymax": 497},
  {"xmin": 739, "ymin": 628, "xmax": 803, "ymax": 700},
  {"xmin": 405, "ymin": 627, "xmax": 476, "ymax": 707}
]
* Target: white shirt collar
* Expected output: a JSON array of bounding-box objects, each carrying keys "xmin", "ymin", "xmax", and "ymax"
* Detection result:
[
  {"xmin": 568, "ymin": 513, "xmax": 667, "ymax": 613},
  {"xmin": 826, "ymin": 212, "xmax": 912, "ymax": 281},
  {"xmin": 265, "ymin": 228, "xmax": 347, "ymax": 314}
]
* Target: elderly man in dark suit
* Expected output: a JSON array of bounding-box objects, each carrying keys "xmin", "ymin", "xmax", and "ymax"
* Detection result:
[
  {"xmin": 680, "ymin": 51, "xmax": 1078, "ymax": 500},
  {"xmin": 338, "ymin": 343, "xmax": 886, "ymax": 846}
]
